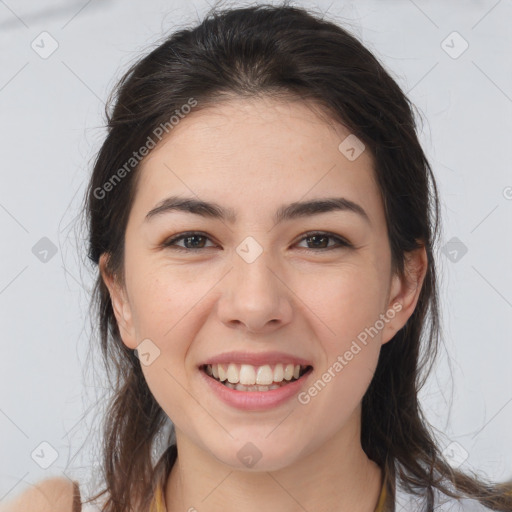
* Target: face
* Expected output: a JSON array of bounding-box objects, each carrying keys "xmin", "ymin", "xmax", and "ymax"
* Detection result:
[{"xmin": 101, "ymin": 96, "xmax": 425, "ymax": 471}]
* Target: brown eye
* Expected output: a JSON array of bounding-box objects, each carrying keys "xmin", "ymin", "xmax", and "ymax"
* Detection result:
[
  {"xmin": 305, "ymin": 234, "xmax": 330, "ymax": 248},
  {"xmin": 296, "ymin": 232, "xmax": 351, "ymax": 250},
  {"xmin": 162, "ymin": 232, "xmax": 216, "ymax": 250}
]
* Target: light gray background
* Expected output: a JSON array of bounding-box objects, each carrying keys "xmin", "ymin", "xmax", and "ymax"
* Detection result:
[{"xmin": 1, "ymin": 0, "xmax": 511, "ymax": 502}]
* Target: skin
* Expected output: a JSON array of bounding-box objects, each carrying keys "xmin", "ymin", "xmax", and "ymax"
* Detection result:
[
  {"xmin": 100, "ymin": 96, "xmax": 427, "ymax": 512},
  {"xmin": 0, "ymin": 477, "xmax": 77, "ymax": 512}
]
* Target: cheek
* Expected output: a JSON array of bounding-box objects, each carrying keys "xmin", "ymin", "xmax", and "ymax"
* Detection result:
[
  {"xmin": 132, "ymin": 275, "xmax": 203, "ymax": 417},
  {"xmin": 123, "ymin": 272, "xmax": 199, "ymax": 406},
  {"xmin": 297, "ymin": 264, "xmax": 387, "ymax": 402},
  {"xmin": 127, "ymin": 266, "xmax": 215, "ymax": 390},
  {"xmin": 300, "ymin": 263, "xmax": 387, "ymax": 340},
  {"xmin": 300, "ymin": 271, "xmax": 384, "ymax": 418},
  {"xmin": 128, "ymin": 264, "xmax": 205, "ymax": 339}
]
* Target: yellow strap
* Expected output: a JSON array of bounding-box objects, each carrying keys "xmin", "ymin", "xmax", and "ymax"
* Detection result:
[
  {"xmin": 150, "ymin": 485, "xmax": 165, "ymax": 512},
  {"xmin": 374, "ymin": 480, "xmax": 387, "ymax": 512}
]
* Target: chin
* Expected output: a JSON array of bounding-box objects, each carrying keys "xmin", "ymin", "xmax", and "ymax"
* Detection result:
[{"xmin": 208, "ymin": 439, "xmax": 300, "ymax": 472}]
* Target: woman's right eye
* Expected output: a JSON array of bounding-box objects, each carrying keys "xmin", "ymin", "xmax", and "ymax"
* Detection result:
[{"xmin": 161, "ymin": 232, "xmax": 217, "ymax": 251}]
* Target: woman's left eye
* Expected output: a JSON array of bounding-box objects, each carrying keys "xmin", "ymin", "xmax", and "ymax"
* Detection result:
[
  {"xmin": 295, "ymin": 232, "xmax": 351, "ymax": 250},
  {"xmin": 161, "ymin": 231, "xmax": 351, "ymax": 251}
]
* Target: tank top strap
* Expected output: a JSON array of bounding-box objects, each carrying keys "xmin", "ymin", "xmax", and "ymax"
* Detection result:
[
  {"xmin": 374, "ymin": 464, "xmax": 389, "ymax": 512},
  {"xmin": 149, "ymin": 484, "xmax": 166, "ymax": 512}
]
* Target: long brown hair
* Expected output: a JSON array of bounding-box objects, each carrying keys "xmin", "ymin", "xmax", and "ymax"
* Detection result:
[{"xmin": 80, "ymin": 3, "xmax": 512, "ymax": 511}]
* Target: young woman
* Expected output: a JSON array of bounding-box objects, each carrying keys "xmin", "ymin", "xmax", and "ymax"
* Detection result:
[{"xmin": 4, "ymin": 3, "xmax": 510, "ymax": 512}]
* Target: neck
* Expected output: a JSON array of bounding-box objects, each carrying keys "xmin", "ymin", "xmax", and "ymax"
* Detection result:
[{"xmin": 163, "ymin": 415, "xmax": 383, "ymax": 512}]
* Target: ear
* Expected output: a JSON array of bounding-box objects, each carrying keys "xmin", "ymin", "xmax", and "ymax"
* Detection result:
[
  {"xmin": 98, "ymin": 253, "xmax": 138, "ymax": 349},
  {"xmin": 381, "ymin": 244, "xmax": 428, "ymax": 345}
]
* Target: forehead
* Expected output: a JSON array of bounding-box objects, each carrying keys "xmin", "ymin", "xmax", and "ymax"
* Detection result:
[
  {"xmin": 142, "ymin": 96, "xmax": 362, "ymax": 167},
  {"xmin": 132, "ymin": 96, "xmax": 383, "ymax": 226}
]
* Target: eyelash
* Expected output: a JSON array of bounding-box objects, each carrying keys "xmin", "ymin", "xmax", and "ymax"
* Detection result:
[{"xmin": 161, "ymin": 231, "xmax": 352, "ymax": 252}]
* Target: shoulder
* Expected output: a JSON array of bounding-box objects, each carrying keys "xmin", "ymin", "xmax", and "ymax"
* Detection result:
[{"xmin": 0, "ymin": 477, "xmax": 81, "ymax": 512}]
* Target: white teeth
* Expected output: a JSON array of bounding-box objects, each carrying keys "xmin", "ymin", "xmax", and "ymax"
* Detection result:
[
  {"xmin": 239, "ymin": 364, "xmax": 256, "ymax": 385},
  {"xmin": 218, "ymin": 364, "xmax": 227, "ymax": 382},
  {"xmin": 256, "ymin": 365, "xmax": 274, "ymax": 385},
  {"xmin": 234, "ymin": 383, "xmax": 284, "ymax": 392},
  {"xmin": 284, "ymin": 363, "xmax": 294, "ymax": 380},
  {"xmin": 204, "ymin": 362, "xmax": 308, "ymax": 385},
  {"xmin": 274, "ymin": 363, "xmax": 284, "ymax": 382},
  {"xmin": 227, "ymin": 363, "xmax": 239, "ymax": 384}
]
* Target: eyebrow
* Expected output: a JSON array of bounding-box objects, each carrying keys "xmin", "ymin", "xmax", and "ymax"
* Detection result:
[{"xmin": 144, "ymin": 195, "xmax": 371, "ymax": 226}]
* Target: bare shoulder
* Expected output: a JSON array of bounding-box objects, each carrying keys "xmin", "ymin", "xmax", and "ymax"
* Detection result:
[{"xmin": 0, "ymin": 477, "xmax": 81, "ymax": 512}]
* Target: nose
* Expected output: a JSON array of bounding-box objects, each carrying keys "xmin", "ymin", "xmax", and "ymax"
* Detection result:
[{"xmin": 216, "ymin": 249, "xmax": 293, "ymax": 334}]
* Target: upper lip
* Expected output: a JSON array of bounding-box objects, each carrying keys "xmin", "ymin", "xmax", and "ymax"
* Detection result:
[{"xmin": 199, "ymin": 351, "xmax": 313, "ymax": 368}]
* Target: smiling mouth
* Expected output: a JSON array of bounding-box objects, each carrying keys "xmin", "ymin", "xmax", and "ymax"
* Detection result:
[{"xmin": 200, "ymin": 364, "xmax": 313, "ymax": 392}]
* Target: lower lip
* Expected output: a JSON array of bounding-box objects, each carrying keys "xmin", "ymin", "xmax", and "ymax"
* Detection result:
[{"xmin": 199, "ymin": 367, "xmax": 313, "ymax": 411}]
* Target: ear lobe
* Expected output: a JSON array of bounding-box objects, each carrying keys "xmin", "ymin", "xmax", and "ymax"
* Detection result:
[
  {"xmin": 381, "ymin": 245, "xmax": 428, "ymax": 345},
  {"xmin": 98, "ymin": 253, "xmax": 138, "ymax": 349}
]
